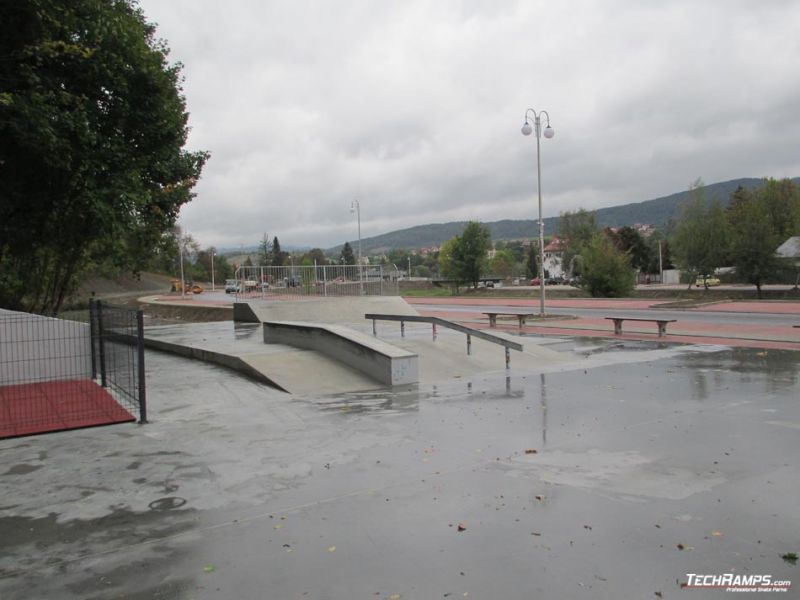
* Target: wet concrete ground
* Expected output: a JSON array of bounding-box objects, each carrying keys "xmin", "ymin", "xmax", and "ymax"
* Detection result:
[{"xmin": 1, "ymin": 339, "xmax": 798, "ymax": 599}]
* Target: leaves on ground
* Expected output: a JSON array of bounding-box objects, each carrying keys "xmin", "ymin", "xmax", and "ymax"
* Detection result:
[{"xmin": 781, "ymin": 552, "xmax": 798, "ymax": 565}]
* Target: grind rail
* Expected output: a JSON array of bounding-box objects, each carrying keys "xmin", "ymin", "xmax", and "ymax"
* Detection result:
[{"xmin": 365, "ymin": 314, "xmax": 523, "ymax": 369}]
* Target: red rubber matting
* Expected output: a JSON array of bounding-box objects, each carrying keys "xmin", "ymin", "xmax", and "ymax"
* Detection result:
[{"xmin": 0, "ymin": 379, "xmax": 135, "ymax": 439}]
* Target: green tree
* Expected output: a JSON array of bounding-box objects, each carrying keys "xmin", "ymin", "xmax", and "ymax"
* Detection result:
[
  {"xmin": 559, "ymin": 209, "xmax": 599, "ymax": 276},
  {"xmin": 644, "ymin": 231, "xmax": 673, "ymax": 275},
  {"xmin": 271, "ymin": 236, "xmax": 288, "ymax": 266},
  {"xmin": 489, "ymin": 249, "xmax": 514, "ymax": 279},
  {"xmin": 607, "ymin": 226, "xmax": 652, "ymax": 272},
  {"xmin": 340, "ymin": 242, "xmax": 355, "ymax": 265},
  {"xmin": 259, "ymin": 234, "xmax": 272, "ymax": 266},
  {"xmin": 305, "ymin": 248, "xmax": 327, "ymax": 266},
  {"xmin": 671, "ymin": 180, "xmax": 730, "ymax": 289},
  {"xmin": 580, "ymin": 233, "xmax": 636, "ymax": 297},
  {"xmin": 0, "ymin": 0, "xmax": 208, "ymax": 313},
  {"xmin": 438, "ymin": 222, "xmax": 491, "ymax": 288},
  {"xmin": 727, "ymin": 179, "xmax": 800, "ymax": 297},
  {"xmin": 454, "ymin": 221, "xmax": 491, "ymax": 288},
  {"xmin": 437, "ymin": 237, "xmax": 461, "ymax": 293}
]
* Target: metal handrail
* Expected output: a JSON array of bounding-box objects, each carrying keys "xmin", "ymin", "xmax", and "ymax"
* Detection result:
[{"xmin": 365, "ymin": 313, "xmax": 523, "ymax": 369}]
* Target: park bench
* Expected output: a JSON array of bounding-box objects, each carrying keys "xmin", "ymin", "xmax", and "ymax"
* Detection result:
[
  {"xmin": 484, "ymin": 311, "xmax": 537, "ymax": 329},
  {"xmin": 605, "ymin": 317, "xmax": 677, "ymax": 338}
]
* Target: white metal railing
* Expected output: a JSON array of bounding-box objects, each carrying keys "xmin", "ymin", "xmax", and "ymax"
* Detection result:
[{"xmin": 232, "ymin": 265, "xmax": 399, "ymax": 300}]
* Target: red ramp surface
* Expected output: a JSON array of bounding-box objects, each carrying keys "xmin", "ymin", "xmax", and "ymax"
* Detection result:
[{"xmin": 0, "ymin": 379, "xmax": 135, "ymax": 439}]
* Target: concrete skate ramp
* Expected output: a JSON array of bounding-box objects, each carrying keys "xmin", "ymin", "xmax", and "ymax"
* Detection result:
[
  {"xmin": 234, "ymin": 296, "xmax": 419, "ymax": 325},
  {"xmin": 263, "ymin": 321, "xmax": 418, "ymax": 386}
]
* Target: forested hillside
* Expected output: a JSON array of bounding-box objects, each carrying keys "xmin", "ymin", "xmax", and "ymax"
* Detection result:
[{"xmin": 328, "ymin": 177, "xmax": 799, "ymax": 254}]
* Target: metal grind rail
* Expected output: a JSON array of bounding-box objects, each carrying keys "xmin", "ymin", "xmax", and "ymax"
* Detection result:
[{"xmin": 365, "ymin": 313, "xmax": 524, "ymax": 369}]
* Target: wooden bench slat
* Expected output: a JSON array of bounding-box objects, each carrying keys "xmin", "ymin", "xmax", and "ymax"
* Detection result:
[
  {"xmin": 604, "ymin": 317, "xmax": 676, "ymax": 338},
  {"xmin": 483, "ymin": 311, "xmax": 537, "ymax": 329}
]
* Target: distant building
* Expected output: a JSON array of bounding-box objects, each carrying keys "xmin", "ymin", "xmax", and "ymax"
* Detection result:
[{"xmin": 543, "ymin": 236, "xmax": 567, "ymax": 278}]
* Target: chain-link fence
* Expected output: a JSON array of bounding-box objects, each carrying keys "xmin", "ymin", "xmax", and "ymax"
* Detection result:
[
  {"xmin": 0, "ymin": 302, "xmax": 146, "ymax": 439},
  {"xmin": 232, "ymin": 265, "xmax": 400, "ymax": 300},
  {"xmin": 89, "ymin": 300, "xmax": 147, "ymax": 423}
]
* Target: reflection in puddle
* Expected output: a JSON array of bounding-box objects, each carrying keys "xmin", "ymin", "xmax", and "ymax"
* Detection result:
[
  {"xmin": 680, "ymin": 347, "xmax": 799, "ymax": 394},
  {"xmin": 298, "ymin": 387, "xmax": 422, "ymax": 415}
]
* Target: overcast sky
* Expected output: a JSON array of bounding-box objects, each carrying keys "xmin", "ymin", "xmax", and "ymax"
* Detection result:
[{"xmin": 137, "ymin": 0, "xmax": 800, "ymax": 250}]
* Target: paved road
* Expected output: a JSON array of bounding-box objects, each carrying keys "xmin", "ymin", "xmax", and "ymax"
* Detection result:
[
  {"xmin": 406, "ymin": 297, "xmax": 800, "ymax": 350},
  {"xmin": 410, "ymin": 302, "xmax": 800, "ymax": 328}
]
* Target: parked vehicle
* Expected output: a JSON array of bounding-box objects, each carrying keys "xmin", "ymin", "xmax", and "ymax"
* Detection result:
[
  {"xmin": 529, "ymin": 277, "xmax": 541, "ymax": 286},
  {"xmin": 695, "ymin": 276, "xmax": 721, "ymax": 287},
  {"xmin": 224, "ymin": 279, "xmax": 240, "ymax": 293}
]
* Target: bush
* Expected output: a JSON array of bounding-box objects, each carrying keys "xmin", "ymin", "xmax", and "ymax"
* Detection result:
[{"xmin": 580, "ymin": 234, "xmax": 636, "ymax": 297}]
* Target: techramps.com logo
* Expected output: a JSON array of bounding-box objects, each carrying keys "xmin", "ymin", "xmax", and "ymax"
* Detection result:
[{"xmin": 684, "ymin": 573, "xmax": 792, "ymax": 593}]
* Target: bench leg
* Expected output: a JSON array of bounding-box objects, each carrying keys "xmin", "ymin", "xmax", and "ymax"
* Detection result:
[
  {"xmin": 401, "ymin": 321, "xmax": 405, "ymax": 338},
  {"xmin": 657, "ymin": 322, "xmax": 667, "ymax": 337},
  {"xmin": 505, "ymin": 347, "xmax": 510, "ymax": 369},
  {"xmin": 372, "ymin": 319, "xmax": 376, "ymax": 336},
  {"xmin": 489, "ymin": 315, "xmax": 497, "ymax": 328},
  {"xmin": 518, "ymin": 316, "xmax": 526, "ymax": 329},
  {"xmin": 613, "ymin": 319, "xmax": 623, "ymax": 335},
  {"xmin": 432, "ymin": 323, "xmax": 437, "ymax": 341},
  {"xmin": 466, "ymin": 334, "xmax": 471, "ymax": 355}
]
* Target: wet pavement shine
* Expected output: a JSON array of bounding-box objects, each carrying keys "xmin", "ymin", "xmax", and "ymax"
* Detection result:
[{"xmin": 1, "ymin": 340, "xmax": 799, "ymax": 599}]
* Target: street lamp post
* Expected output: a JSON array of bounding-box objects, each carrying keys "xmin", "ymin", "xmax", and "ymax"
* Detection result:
[
  {"xmin": 350, "ymin": 199, "xmax": 363, "ymax": 295},
  {"xmin": 521, "ymin": 108, "xmax": 554, "ymax": 317},
  {"xmin": 211, "ymin": 251, "xmax": 216, "ymax": 291},
  {"xmin": 179, "ymin": 233, "xmax": 186, "ymax": 300}
]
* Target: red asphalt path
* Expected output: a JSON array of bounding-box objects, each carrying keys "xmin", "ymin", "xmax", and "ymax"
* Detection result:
[{"xmin": 405, "ymin": 297, "xmax": 800, "ymax": 351}]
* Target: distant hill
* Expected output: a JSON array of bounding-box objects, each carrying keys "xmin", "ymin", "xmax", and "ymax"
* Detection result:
[{"xmin": 328, "ymin": 177, "xmax": 800, "ymax": 254}]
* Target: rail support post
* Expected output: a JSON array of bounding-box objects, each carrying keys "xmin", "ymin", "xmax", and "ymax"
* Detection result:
[{"xmin": 466, "ymin": 333, "xmax": 471, "ymax": 355}]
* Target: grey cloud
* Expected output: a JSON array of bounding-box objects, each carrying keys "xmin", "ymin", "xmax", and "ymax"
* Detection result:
[{"xmin": 140, "ymin": 0, "xmax": 800, "ymax": 249}]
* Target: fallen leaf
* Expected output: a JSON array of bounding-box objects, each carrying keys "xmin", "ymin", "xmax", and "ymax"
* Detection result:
[
  {"xmin": 711, "ymin": 531, "xmax": 723, "ymax": 537},
  {"xmin": 524, "ymin": 448, "xmax": 538, "ymax": 454},
  {"xmin": 389, "ymin": 595, "xmax": 401, "ymax": 600},
  {"xmin": 273, "ymin": 524, "xmax": 283, "ymax": 530},
  {"xmin": 328, "ymin": 546, "xmax": 336, "ymax": 552},
  {"xmin": 202, "ymin": 565, "xmax": 215, "ymax": 573},
  {"xmin": 457, "ymin": 523, "xmax": 467, "ymax": 532},
  {"xmin": 535, "ymin": 495, "xmax": 544, "ymax": 501},
  {"xmin": 782, "ymin": 552, "xmax": 798, "ymax": 565}
]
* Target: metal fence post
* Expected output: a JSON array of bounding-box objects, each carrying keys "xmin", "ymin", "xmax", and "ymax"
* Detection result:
[
  {"xmin": 89, "ymin": 299, "xmax": 98, "ymax": 379},
  {"xmin": 97, "ymin": 301, "xmax": 107, "ymax": 387},
  {"xmin": 136, "ymin": 309, "xmax": 147, "ymax": 424}
]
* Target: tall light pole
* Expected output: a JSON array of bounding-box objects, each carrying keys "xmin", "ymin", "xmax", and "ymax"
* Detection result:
[
  {"xmin": 350, "ymin": 199, "xmax": 363, "ymax": 295},
  {"xmin": 211, "ymin": 250, "xmax": 216, "ymax": 291},
  {"xmin": 178, "ymin": 232, "xmax": 186, "ymax": 300},
  {"xmin": 521, "ymin": 108, "xmax": 554, "ymax": 317}
]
